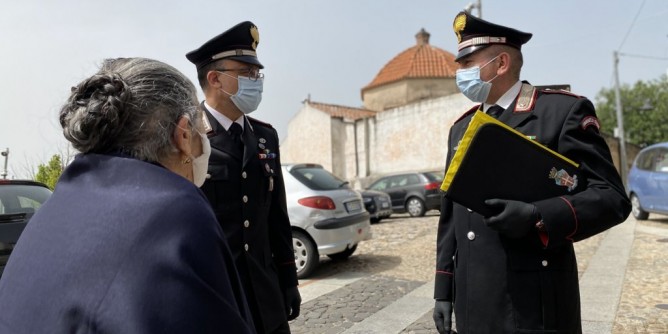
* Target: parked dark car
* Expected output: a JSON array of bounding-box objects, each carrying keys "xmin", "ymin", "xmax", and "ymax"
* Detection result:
[
  {"xmin": 366, "ymin": 171, "xmax": 443, "ymax": 217},
  {"xmin": 0, "ymin": 180, "xmax": 52, "ymax": 275},
  {"xmin": 627, "ymin": 141, "xmax": 668, "ymax": 220},
  {"xmin": 360, "ymin": 190, "xmax": 392, "ymax": 223}
]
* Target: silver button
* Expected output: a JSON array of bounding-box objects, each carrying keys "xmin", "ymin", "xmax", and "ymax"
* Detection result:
[
  {"xmin": 242, "ymin": 171, "xmax": 247, "ymax": 179},
  {"xmin": 466, "ymin": 208, "xmax": 473, "ymax": 213},
  {"xmin": 467, "ymin": 231, "xmax": 476, "ymax": 240},
  {"xmin": 244, "ymin": 220, "xmax": 250, "ymax": 228},
  {"xmin": 244, "ymin": 244, "xmax": 249, "ymax": 251},
  {"xmin": 242, "ymin": 195, "xmax": 248, "ymax": 203},
  {"xmin": 541, "ymin": 260, "xmax": 548, "ymax": 267}
]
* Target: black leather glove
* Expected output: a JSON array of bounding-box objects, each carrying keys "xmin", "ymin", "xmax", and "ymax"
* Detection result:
[
  {"xmin": 433, "ymin": 300, "xmax": 453, "ymax": 334},
  {"xmin": 483, "ymin": 199, "xmax": 539, "ymax": 238},
  {"xmin": 283, "ymin": 286, "xmax": 302, "ymax": 321}
]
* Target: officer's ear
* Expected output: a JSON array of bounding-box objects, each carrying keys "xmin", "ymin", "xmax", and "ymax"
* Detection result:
[
  {"xmin": 496, "ymin": 52, "xmax": 512, "ymax": 76},
  {"xmin": 206, "ymin": 70, "xmax": 223, "ymax": 89}
]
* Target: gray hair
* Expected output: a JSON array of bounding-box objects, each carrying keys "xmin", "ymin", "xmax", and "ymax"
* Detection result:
[{"xmin": 60, "ymin": 57, "xmax": 200, "ymax": 162}]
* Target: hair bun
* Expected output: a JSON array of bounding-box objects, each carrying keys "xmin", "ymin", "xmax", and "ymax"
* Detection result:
[{"xmin": 60, "ymin": 73, "xmax": 134, "ymax": 153}]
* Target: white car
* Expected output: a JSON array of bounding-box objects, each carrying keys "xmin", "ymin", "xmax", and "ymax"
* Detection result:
[{"xmin": 282, "ymin": 163, "xmax": 372, "ymax": 278}]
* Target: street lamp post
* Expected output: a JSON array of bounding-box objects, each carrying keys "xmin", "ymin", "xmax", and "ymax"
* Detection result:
[
  {"xmin": 465, "ymin": 0, "xmax": 482, "ymax": 18},
  {"xmin": 613, "ymin": 51, "xmax": 628, "ymax": 187},
  {"xmin": 1, "ymin": 148, "xmax": 8, "ymax": 179}
]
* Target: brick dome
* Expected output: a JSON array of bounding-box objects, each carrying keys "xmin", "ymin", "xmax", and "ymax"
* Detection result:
[{"xmin": 362, "ymin": 28, "xmax": 458, "ymax": 92}]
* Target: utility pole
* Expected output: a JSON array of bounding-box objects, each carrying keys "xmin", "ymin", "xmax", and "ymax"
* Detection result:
[
  {"xmin": 613, "ymin": 51, "xmax": 628, "ymax": 187},
  {"xmin": 1, "ymin": 148, "xmax": 8, "ymax": 179},
  {"xmin": 465, "ymin": 0, "xmax": 482, "ymax": 18}
]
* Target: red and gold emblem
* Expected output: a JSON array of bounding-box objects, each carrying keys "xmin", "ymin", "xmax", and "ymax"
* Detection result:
[{"xmin": 549, "ymin": 167, "xmax": 578, "ymax": 192}]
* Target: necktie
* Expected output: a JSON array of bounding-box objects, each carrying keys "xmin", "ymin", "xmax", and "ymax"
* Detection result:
[
  {"xmin": 228, "ymin": 122, "xmax": 244, "ymax": 150},
  {"xmin": 487, "ymin": 105, "xmax": 504, "ymax": 119}
]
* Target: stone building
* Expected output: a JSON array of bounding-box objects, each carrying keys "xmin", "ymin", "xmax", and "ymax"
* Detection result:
[
  {"xmin": 280, "ymin": 28, "xmax": 474, "ymax": 187},
  {"xmin": 279, "ymin": 28, "xmax": 631, "ymax": 187}
]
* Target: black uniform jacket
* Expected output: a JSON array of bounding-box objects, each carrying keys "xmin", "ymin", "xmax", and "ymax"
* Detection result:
[
  {"xmin": 434, "ymin": 83, "xmax": 631, "ymax": 333},
  {"xmin": 200, "ymin": 103, "xmax": 298, "ymax": 333},
  {"xmin": 0, "ymin": 153, "xmax": 255, "ymax": 334}
]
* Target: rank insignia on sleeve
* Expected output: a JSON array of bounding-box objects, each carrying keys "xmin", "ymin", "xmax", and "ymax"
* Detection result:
[
  {"xmin": 549, "ymin": 167, "xmax": 578, "ymax": 192},
  {"xmin": 580, "ymin": 116, "xmax": 600, "ymax": 132}
]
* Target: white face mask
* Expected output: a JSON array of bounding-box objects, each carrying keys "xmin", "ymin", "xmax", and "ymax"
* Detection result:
[{"xmin": 191, "ymin": 132, "xmax": 211, "ymax": 187}]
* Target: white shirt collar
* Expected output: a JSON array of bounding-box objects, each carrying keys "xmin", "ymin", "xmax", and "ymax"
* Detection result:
[
  {"xmin": 203, "ymin": 101, "xmax": 245, "ymax": 132},
  {"xmin": 484, "ymin": 80, "xmax": 522, "ymax": 112}
]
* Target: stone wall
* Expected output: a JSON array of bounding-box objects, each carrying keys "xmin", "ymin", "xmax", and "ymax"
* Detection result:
[
  {"xmin": 280, "ymin": 104, "xmax": 333, "ymax": 170},
  {"xmin": 604, "ymin": 134, "xmax": 642, "ymax": 179},
  {"xmin": 356, "ymin": 93, "xmax": 474, "ymax": 188}
]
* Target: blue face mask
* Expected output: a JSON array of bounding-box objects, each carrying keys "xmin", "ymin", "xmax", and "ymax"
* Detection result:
[
  {"xmin": 220, "ymin": 73, "xmax": 264, "ymax": 114},
  {"xmin": 455, "ymin": 55, "xmax": 499, "ymax": 103}
]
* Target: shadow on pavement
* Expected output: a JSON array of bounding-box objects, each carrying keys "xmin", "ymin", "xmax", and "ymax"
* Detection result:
[{"xmin": 306, "ymin": 254, "xmax": 402, "ymax": 279}]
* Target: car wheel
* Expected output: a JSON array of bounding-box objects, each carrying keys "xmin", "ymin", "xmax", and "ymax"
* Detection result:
[
  {"xmin": 370, "ymin": 217, "xmax": 380, "ymax": 224},
  {"xmin": 327, "ymin": 244, "xmax": 357, "ymax": 261},
  {"xmin": 406, "ymin": 197, "xmax": 426, "ymax": 217},
  {"xmin": 630, "ymin": 194, "xmax": 649, "ymax": 220},
  {"xmin": 293, "ymin": 230, "xmax": 319, "ymax": 279}
]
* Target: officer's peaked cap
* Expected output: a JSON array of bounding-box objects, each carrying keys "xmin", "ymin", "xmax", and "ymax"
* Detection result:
[
  {"xmin": 453, "ymin": 11, "xmax": 532, "ymax": 61},
  {"xmin": 186, "ymin": 21, "xmax": 263, "ymax": 69}
]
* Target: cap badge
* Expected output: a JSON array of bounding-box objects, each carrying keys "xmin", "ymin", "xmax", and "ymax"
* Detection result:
[
  {"xmin": 549, "ymin": 167, "xmax": 578, "ymax": 192},
  {"xmin": 454, "ymin": 13, "xmax": 467, "ymax": 43},
  {"xmin": 250, "ymin": 25, "xmax": 260, "ymax": 50}
]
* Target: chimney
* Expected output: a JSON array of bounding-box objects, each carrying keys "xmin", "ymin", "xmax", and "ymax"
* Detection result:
[{"xmin": 415, "ymin": 28, "xmax": 430, "ymax": 46}]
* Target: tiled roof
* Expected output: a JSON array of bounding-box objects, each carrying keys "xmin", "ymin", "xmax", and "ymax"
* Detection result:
[
  {"xmin": 306, "ymin": 100, "xmax": 377, "ymax": 120},
  {"xmin": 362, "ymin": 29, "xmax": 458, "ymax": 92}
]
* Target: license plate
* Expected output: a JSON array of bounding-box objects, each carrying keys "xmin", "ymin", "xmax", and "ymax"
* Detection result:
[
  {"xmin": 381, "ymin": 202, "xmax": 389, "ymax": 209},
  {"xmin": 345, "ymin": 200, "xmax": 361, "ymax": 212}
]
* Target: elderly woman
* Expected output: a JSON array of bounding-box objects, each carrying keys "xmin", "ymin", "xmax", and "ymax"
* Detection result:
[{"xmin": 0, "ymin": 58, "xmax": 256, "ymax": 334}]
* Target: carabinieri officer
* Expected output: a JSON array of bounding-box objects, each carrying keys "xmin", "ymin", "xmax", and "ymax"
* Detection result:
[
  {"xmin": 186, "ymin": 21, "xmax": 301, "ymax": 334},
  {"xmin": 432, "ymin": 11, "xmax": 631, "ymax": 334}
]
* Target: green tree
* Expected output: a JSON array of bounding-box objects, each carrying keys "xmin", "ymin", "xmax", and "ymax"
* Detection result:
[
  {"xmin": 35, "ymin": 154, "xmax": 64, "ymax": 190},
  {"xmin": 595, "ymin": 75, "xmax": 668, "ymax": 147}
]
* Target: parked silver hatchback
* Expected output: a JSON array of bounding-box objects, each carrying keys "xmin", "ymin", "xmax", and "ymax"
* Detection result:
[{"xmin": 283, "ymin": 163, "xmax": 371, "ymax": 278}]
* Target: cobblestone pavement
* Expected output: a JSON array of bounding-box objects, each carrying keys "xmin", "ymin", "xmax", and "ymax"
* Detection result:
[{"xmin": 290, "ymin": 211, "xmax": 668, "ymax": 333}]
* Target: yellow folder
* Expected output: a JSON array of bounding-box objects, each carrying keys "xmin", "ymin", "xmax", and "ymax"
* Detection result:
[{"xmin": 441, "ymin": 111, "xmax": 581, "ymax": 216}]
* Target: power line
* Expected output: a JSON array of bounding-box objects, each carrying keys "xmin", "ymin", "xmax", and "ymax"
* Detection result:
[
  {"xmin": 617, "ymin": 0, "xmax": 647, "ymax": 51},
  {"xmin": 618, "ymin": 52, "xmax": 668, "ymax": 61}
]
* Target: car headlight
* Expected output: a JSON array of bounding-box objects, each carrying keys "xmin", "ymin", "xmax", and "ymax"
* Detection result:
[{"xmin": 363, "ymin": 197, "xmax": 372, "ymax": 203}]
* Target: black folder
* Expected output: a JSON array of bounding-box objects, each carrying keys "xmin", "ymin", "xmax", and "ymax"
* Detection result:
[{"xmin": 441, "ymin": 111, "xmax": 582, "ymax": 216}]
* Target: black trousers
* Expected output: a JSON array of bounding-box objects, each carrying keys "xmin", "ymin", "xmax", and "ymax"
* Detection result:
[{"xmin": 268, "ymin": 322, "xmax": 291, "ymax": 334}]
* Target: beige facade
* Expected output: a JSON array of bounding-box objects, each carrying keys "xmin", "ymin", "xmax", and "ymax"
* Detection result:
[
  {"xmin": 280, "ymin": 104, "xmax": 333, "ymax": 169},
  {"xmin": 362, "ymin": 78, "xmax": 460, "ymax": 112},
  {"xmin": 280, "ymin": 94, "xmax": 475, "ymax": 188}
]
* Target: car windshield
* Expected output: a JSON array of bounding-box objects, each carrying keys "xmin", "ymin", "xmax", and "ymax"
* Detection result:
[
  {"xmin": 424, "ymin": 171, "xmax": 444, "ymax": 182},
  {"xmin": 0, "ymin": 184, "xmax": 52, "ymax": 216},
  {"xmin": 290, "ymin": 166, "xmax": 350, "ymax": 191}
]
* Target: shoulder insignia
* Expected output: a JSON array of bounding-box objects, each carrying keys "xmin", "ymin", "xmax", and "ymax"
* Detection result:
[
  {"xmin": 580, "ymin": 116, "xmax": 600, "ymax": 132},
  {"xmin": 247, "ymin": 116, "xmax": 274, "ymax": 129},
  {"xmin": 540, "ymin": 88, "xmax": 583, "ymax": 98},
  {"xmin": 200, "ymin": 111, "xmax": 213, "ymax": 134},
  {"xmin": 513, "ymin": 83, "xmax": 537, "ymax": 113},
  {"xmin": 454, "ymin": 105, "xmax": 480, "ymax": 123}
]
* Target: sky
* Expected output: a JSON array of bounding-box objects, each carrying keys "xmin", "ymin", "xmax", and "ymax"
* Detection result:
[{"xmin": 1, "ymin": 0, "xmax": 667, "ymax": 178}]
